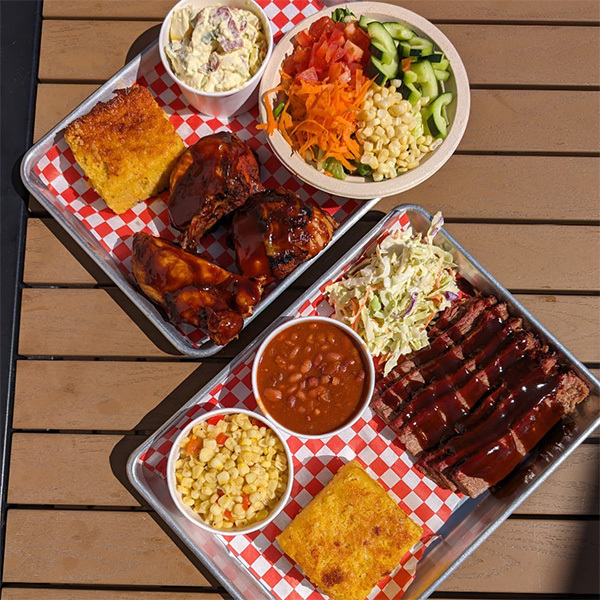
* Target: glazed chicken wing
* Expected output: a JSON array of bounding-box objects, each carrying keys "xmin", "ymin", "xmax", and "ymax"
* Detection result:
[
  {"xmin": 231, "ymin": 188, "xmax": 338, "ymax": 284},
  {"xmin": 132, "ymin": 232, "xmax": 262, "ymax": 345},
  {"xmin": 168, "ymin": 132, "xmax": 263, "ymax": 251}
]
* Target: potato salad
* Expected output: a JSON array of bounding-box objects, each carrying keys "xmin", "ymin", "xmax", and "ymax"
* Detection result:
[{"xmin": 166, "ymin": 5, "xmax": 268, "ymax": 93}]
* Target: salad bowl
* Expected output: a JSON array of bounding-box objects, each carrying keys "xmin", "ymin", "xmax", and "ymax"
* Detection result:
[{"xmin": 258, "ymin": 2, "xmax": 470, "ymax": 199}]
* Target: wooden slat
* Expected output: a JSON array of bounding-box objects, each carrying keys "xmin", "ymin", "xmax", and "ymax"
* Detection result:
[
  {"xmin": 462, "ymin": 89, "xmax": 599, "ymax": 154},
  {"xmin": 7, "ymin": 434, "xmax": 140, "ymax": 506},
  {"xmin": 381, "ymin": 155, "xmax": 600, "ymax": 222},
  {"xmin": 18, "ymin": 288, "xmax": 174, "ymax": 358},
  {"xmin": 39, "ymin": 20, "xmax": 158, "ymax": 82},
  {"xmin": 516, "ymin": 295, "xmax": 600, "ymax": 363},
  {"xmin": 438, "ymin": 519, "xmax": 599, "ymax": 594},
  {"xmin": 4, "ymin": 510, "xmax": 597, "ymax": 593},
  {"xmin": 38, "ymin": 21, "xmax": 600, "ymax": 88},
  {"xmin": 13, "ymin": 361, "xmax": 198, "ymax": 431},
  {"xmin": 17, "ymin": 289, "xmax": 600, "ymax": 361},
  {"xmin": 437, "ymin": 24, "xmax": 600, "ymax": 87},
  {"xmin": 443, "ymin": 223, "xmax": 600, "ymax": 291},
  {"xmin": 34, "ymin": 83, "xmax": 98, "ymax": 142},
  {"xmin": 7, "ymin": 433, "xmax": 597, "ymax": 514},
  {"xmin": 23, "ymin": 219, "xmax": 600, "ymax": 291},
  {"xmin": 3, "ymin": 591, "xmax": 223, "ymax": 600},
  {"xmin": 42, "ymin": 0, "xmax": 600, "ymax": 24},
  {"xmin": 3, "ymin": 510, "xmax": 209, "ymax": 586},
  {"xmin": 23, "ymin": 219, "xmax": 102, "ymax": 285}
]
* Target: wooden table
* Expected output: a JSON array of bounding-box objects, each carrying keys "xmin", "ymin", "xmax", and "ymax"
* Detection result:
[{"xmin": 3, "ymin": 1, "xmax": 599, "ymax": 598}]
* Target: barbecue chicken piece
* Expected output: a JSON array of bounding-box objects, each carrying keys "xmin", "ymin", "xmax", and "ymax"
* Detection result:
[
  {"xmin": 231, "ymin": 188, "xmax": 338, "ymax": 284},
  {"xmin": 168, "ymin": 131, "xmax": 264, "ymax": 250},
  {"xmin": 131, "ymin": 232, "xmax": 262, "ymax": 345}
]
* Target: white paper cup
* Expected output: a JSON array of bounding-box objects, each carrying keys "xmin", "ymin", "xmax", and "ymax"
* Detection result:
[
  {"xmin": 167, "ymin": 408, "xmax": 294, "ymax": 535},
  {"xmin": 252, "ymin": 316, "xmax": 375, "ymax": 439},
  {"xmin": 159, "ymin": 0, "xmax": 273, "ymax": 118}
]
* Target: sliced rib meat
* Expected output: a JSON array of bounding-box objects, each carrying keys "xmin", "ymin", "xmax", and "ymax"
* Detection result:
[
  {"xmin": 448, "ymin": 370, "xmax": 588, "ymax": 497},
  {"xmin": 372, "ymin": 304, "xmax": 511, "ymax": 423}
]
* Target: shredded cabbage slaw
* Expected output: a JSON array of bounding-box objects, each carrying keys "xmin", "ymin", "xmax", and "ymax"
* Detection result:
[{"xmin": 324, "ymin": 212, "xmax": 459, "ymax": 375}]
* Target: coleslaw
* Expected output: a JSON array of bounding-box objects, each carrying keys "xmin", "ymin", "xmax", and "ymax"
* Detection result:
[{"xmin": 324, "ymin": 212, "xmax": 459, "ymax": 375}]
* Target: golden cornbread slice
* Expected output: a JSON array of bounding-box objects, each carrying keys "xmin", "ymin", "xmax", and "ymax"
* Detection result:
[
  {"xmin": 64, "ymin": 86, "xmax": 185, "ymax": 214},
  {"xmin": 277, "ymin": 461, "xmax": 422, "ymax": 600}
]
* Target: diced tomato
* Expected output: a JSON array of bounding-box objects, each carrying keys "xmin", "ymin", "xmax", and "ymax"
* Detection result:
[
  {"xmin": 343, "ymin": 39, "xmax": 363, "ymax": 64},
  {"xmin": 402, "ymin": 57, "xmax": 413, "ymax": 72},
  {"xmin": 207, "ymin": 415, "xmax": 224, "ymax": 426},
  {"xmin": 325, "ymin": 41, "xmax": 345, "ymax": 64},
  {"xmin": 291, "ymin": 46, "xmax": 311, "ymax": 71},
  {"xmin": 242, "ymin": 494, "xmax": 250, "ymax": 510},
  {"xmin": 224, "ymin": 509, "xmax": 234, "ymax": 521},
  {"xmin": 217, "ymin": 489, "xmax": 224, "ymax": 498},
  {"xmin": 309, "ymin": 16, "xmax": 334, "ymax": 40},
  {"xmin": 329, "ymin": 27, "xmax": 345, "ymax": 45},
  {"xmin": 343, "ymin": 22, "xmax": 358, "ymax": 38},
  {"xmin": 283, "ymin": 18, "xmax": 372, "ymax": 85},
  {"xmin": 294, "ymin": 29, "xmax": 313, "ymax": 48},
  {"xmin": 216, "ymin": 433, "xmax": 228, "ymax": 445},
  {"xmin": 185, "ymin": 437, "xmax": 200, "ymax": 457},
  {"xmin": 297, "ymin": 66, "xmax": 319, "ymax": 82},
  {"xmin": 346, "ymin": 22, "xmax": 371, "ymax": 52}
]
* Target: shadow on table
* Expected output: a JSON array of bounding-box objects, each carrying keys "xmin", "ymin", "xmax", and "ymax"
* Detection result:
[
  {"xmin": 126, "ymin": 24, "xmax": 161, "ymax": 63},
  {"xmin": 566, "ymin": 463, "xmax": 600, "ymax": 595}
]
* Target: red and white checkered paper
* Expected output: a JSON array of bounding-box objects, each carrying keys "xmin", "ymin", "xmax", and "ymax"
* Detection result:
[
  {"xmin": 33, "ymin": 0, "xmax": 366, "ymax": 347},
  {"xmin": 140, "ymin": 211, "xmax": 464, "ymax": 600}
]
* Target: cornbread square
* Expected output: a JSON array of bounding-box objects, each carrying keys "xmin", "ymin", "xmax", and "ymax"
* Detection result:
[
  {"xmin": 64, "ymin": 86, "xmax": 185, "ymax": 214},
  {"xmin": 277, "ymin": 461, "xmax": 422, "ymax": 600}
]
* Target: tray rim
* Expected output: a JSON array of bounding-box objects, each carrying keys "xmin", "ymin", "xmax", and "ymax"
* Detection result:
[
  {"xmin": 19, "ymin": 38, "xmax": 381, "ymax": 358},
  {"xmin": 127, "ymin": 202, "xmax": 600, "ymax": 600}
]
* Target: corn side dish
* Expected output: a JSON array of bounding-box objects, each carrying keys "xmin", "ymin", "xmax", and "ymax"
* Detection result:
[
  {"xmin": 357, "ymin": 81, "xmax": 442, "ymax": 181},
  {"xmin": 175, "ymin": 412, "xmax": 288, "ymax": 530}
]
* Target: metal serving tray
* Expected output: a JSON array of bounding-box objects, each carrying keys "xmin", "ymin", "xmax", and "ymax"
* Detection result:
[
  {"xmin": 20, "ymin": 33, "xmax": 379, "ymax": 358},
  {"xmin": 127, "ymin": 204, "xmax": 600, "ymax": 600}
]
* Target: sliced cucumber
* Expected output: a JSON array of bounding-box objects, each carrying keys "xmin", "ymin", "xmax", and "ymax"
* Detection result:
[
  {"xmin": 367, "ymin": 22, "xmax": 399, "ymax": 81},
  {"xmin": 437, "ymin": 58, "xmax": 450, "ymax": 71},
  {"xmin": 408, "ymin": 36, "xmax": 434, "ymax": 54},
  {"xmin": 411, "ymin": 60, "xmax": 438, "ymax": 101},
  {"xmin": 403, "ymin": 69, "xmax": 418, "ymax": 84},
  {"xmin": 434, "ymin": 68, "xmax": 450, "ymax": 81},
  {"xmin": 370, "ymin": 41, "xmax": 394, "ymax": 66},
  {"xmin": 368, "ymin": 55, "xmax": 399, "ymax": 84},
  {"xmin": 382, "ymin": 21, "xmax": 414, "ymax": 40},
  {"xmin": 367, "ymin": 22, "xmax": 398, "ymax": 54},
  {"xmin": 359, "ymin": 15, "xmax": 376, "ymax": 30},
  {"xmin": 427, "ymin": 53, "xmax": 444, "ymax": 63},
  {"xmin": 399, "ymin": 40, "xmax": 433, "ymax": 58},
  {"xmin": 366, "ymin": 59, "xmax": 388, "ymax": 85},
  {"xmin": 399, "ymin": 79, "xmax": 422, "ymax": 106},
  {"xmin": 427, "ymin": 92, "xmax": 453, "ymax": 138}
]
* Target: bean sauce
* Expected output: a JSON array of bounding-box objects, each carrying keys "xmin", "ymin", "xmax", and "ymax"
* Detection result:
[{"xmin": 256, "ymin": 321, "xmax": 369, "ymax": 435}]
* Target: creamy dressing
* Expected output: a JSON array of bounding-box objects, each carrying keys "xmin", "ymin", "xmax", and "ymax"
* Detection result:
[{"xmin": 165, "ymin": 5, "xmax": 267, "ymax": 93}]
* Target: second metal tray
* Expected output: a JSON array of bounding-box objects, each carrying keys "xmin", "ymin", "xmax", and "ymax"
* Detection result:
[{"xmin": 127, "ymin": 204, "xmax": 600, "ymax": 600}]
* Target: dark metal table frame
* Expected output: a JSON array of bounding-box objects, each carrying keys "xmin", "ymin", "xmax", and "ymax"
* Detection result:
[{"xmin": 0, "ymin": 0, "xmax": 43, "ymax": 587}]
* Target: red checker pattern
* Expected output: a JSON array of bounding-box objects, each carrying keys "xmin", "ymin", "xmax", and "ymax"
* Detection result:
[
  {"xmin": 139, "ymin": 211, "xmax": 465, "ymax": 600},
  {"xmin": 32, "ymin": 0, "xmax": 370, "ymax": 351}
]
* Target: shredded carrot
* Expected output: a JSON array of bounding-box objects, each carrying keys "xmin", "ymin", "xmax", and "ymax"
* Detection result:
[{"xmin": 259, "ymin": 69, "xmax": 373, "ymax": 172}]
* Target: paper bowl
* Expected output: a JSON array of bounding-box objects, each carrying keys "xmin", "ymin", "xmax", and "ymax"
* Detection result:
[
  {"xmin": 251, "ymin": 316, "xmax": 375, "ymax": 439},
  {"xmin": 258, "ymin": 1, "xmax": 470, "ymax": 199},
  {"xmin": 159, "ymin": 0, "xmax": 273, "ymax": 118},
  {"xmin": 167, "ymin": 408, "xmax": 293, "ymax": 535}
]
